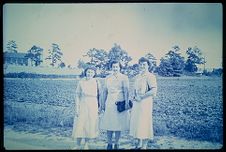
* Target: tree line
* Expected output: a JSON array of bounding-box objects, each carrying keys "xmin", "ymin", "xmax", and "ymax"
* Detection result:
[
  {"xmin": 5, "ymin": 40, "xmax": 222, "ymax": 77},
  {"xmin": 78, "ymin": 43, "xmax": 221, "ymax": 77}
]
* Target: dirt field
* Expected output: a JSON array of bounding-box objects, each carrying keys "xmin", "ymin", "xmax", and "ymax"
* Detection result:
[{"xmin": 3, "ymin": 76, "xmax": 223, "ymax": 149}]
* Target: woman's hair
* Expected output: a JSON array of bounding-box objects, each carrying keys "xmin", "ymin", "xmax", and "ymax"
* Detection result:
[
  {"xmin": 109, "ymin": 60, "xmax": 122, "ymax": 69},
  {"xmin": 138, "ymin": 57, "xmax": 151, "ymax": 67},
  {"xmin": 83, "ymin": 66, "xmax": 97, "ymax": 77}
]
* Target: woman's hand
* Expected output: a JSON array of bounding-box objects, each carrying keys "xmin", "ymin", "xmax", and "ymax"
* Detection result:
[
  {"xmin": 134, "ymin": 95, "xmax": 142, "ymax": 102},
  {"xmin": 125, "ymin": 100, "xmax": 131, "ymax": 109},
  {"xmin": 98, "ymin": 107, "xmax": 105, "ymax": 114},
  {"xmin": 99, "ymin": 105, "xmax": 105, "ymax": 113}
]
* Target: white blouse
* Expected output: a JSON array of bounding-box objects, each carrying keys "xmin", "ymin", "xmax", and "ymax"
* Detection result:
[
  {"xmin": 76, "ymin": 78, "xmax": 98, "ymax": 97},
  {"xmin": 134, "ymin": 72, "xmax": 157, "ymax": 97}
]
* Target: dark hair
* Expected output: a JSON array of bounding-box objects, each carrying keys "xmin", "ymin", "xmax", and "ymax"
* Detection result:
[
  {"xmin": 109, "ymin": 60, "xmax": 121, "ymax": 69},
  {"xmin": 84, "ymin": 66, "xmax": 97, "ymax": 77},
  {"xmin": 138, "ymin": 57, "xmax": 151, "ymax": 67}
]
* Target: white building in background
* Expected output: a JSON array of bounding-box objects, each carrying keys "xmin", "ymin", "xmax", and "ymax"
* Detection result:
[
  {"xmin": 4, "ymin": 52, "xmax": 29, "ymax": 66},
  {"xmin": 4, "ymin": 51, "xmax": 43, "ymax": 67},
  {"xmin": 3, "ymin": 51, "xmax": 82, "ymax": 76}
]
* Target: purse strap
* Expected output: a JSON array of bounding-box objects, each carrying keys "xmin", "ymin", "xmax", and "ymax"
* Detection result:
[
  {"xmin": 96, "ymin": 79, "xmax": 100, "ymax": 108},
  {"xmin": 146, "ymin": 76, "xmax": 151, "ymax": 93}
]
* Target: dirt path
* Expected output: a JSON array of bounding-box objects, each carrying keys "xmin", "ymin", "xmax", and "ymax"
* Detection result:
[{"xmin": 3, "ymin": 125, "xmax": 222, "ymax": 150}]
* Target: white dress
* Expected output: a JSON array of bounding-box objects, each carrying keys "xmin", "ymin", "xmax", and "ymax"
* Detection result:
[
  {"xmin": 72, "ymin": 78, "xmax": 99, "ymax": 139},
  {"xmin": 100, "ymin": 73, "xmax": 130, "ymax": 131},
  {"xmin": 129, "ymin": 72, "xmax": 157, "ymax": 139}
]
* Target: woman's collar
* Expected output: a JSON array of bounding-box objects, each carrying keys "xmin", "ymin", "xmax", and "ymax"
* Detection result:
[
  {"xmin": 113, "ymin": 73, "xmax": 118, "ymax": 78},
  {"xmin": 140, "ymin": 71, "xmax": 148, "ymax": 77}
]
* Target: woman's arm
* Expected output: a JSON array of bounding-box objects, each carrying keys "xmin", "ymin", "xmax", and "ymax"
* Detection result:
[
  {"xmin": 75, "ymin": 80, "xmax": 82, "ymax": 115},
  {"xmin": 96, "ymin": 78, "xmax": 104, "ymax": 111},
  {"xmin": 133, "ymin": 76, "xmax": 142, "ymax": 102},
  {"xmin": 100, "ymin": 78, "xmax": 108, "ymax": 111},
  {"xmin": 141, "ymin": 74, "xmax": 157, "ymax": 100},
  {"xmin": 123, "ymin": 76, "xmax": 130, "ymax": 108}
]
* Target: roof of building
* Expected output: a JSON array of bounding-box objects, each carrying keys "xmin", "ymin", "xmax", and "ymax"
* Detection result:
[{"xmin": 4, "ymin": 52, "xmax": 28, "ymax": 59}]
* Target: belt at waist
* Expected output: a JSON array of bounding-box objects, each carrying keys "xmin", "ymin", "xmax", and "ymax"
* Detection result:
[
  {"xmin": 83, "ymin": 95, "xmax": 97, "ymax": 98},
  {"xmin": 108, "ymin": 91, "xmax": 124, "ymax": 94}
]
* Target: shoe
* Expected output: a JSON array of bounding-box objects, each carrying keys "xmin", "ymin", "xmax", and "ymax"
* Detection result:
[
  {"xmin": 141, "ymin": 145, "xmax": 147, "ymax": 149},
  {"xmin": 84, "ymin": 143, "xmax": 89, "ymax": 150},
  {"xmin": 71, "ymin": 145, "xmax": 81, "ymax": 150},
  {"xmin": 134, "ymin": 142, "xmax": 142, "ymax": 149},
  {"xmin": 107, "ymin": 144, "xmax": 113, "ymax": 149},
  {"xmin": 71, "ymin": 146, "xmax": 77, "ymax": 150},
  {"xmin": 135, "ymin": 146, "xmax": 142, "ymax": 149},
  {"xmin": 114, "ymin": 144, "xmax": 119, "ymax": 149}
]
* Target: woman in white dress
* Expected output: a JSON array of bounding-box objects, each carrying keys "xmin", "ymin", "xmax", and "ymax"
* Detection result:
[
  {"xmin": 71, "ymin": 67, "xmax": 100, "ymax": 149},
  {"xmin": 129, "ymin": 57, "xmax": 157, "ymax": 149},
  {"xmin": 100, "ymin": 61, "xmax": 130, "ymax": 149}
]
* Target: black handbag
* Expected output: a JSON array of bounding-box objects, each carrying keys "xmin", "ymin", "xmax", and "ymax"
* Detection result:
[{"xmin": 115, "ymin": 100, "xmax": 133, "ymax": 112}]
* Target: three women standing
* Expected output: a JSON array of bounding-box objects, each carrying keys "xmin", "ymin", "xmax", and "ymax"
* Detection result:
[{"xmin": 71, "ymin": 57, "xmax": 157, "ymax": 150}]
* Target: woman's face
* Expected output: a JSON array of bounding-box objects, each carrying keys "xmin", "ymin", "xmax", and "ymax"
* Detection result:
[
  {"xmin": 86, "ymin": 69, "xmax": 95, "ymax": 79},
  {"xmin": 112, "ymin": 63, "xmax": 120, "ymax": 74},
  {"xmin": 139, "ymin": 61, "xmax": 149, "ymax": 73}
]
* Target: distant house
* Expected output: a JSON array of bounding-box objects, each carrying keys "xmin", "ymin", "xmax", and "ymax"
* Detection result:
[
  {"xmin": 195, "ymin": 68, "xmax": 203, "ymax": 76},
  {"xmin": 4, "ymin": 52, "xmax": 29, "ymax": 66},
  {"xmin": 3, "ymin": 52, "xmax": 43, "ymax": 66}
]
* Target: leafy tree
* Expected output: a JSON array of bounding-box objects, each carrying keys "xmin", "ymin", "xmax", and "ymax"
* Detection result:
[
  {"xmin": 184, "ymin": 46, "xmax": 206, "ymax": 73},
  {"xmin": 184, "ymin": 59, "xmax": 197, "ymax": 73},
  {"xmin": 107, "ymin": 43, "xmax": 133, "ymax": 77},
  {"xmin": 108, "ymin": 43, "xmax": 132, "ymax": 70},
  {"xmin": 79, "ymin": 48, "xmax": 109, "ymax": 77},
  {"xmin": 157, "ymin": 45, "xmax": 185, "ymax": 76},
  {"xmin": 77, "ymin": 43, "xmax": 133, "ymax": 77},
  {"xmin": 202, "ymin": 68, "xmax": 222, "ymax": 77},
  {"xmin": 84, "ymin": 48, "xmax": 109, "ymax": 70},
  {"xmin": 59, "ymin": 62, "xmax": 66, "ymax": 68},
  {"xmin": 6, "ymin": 40, "xmax": 18, "ymax": 53},
  {"xmin": 123, "ymin": 63, "xmax": 140, "ymax": 78},
  {"xmin": 45, "ymin": 43, "xmax": 63, "ymax": 67},
  {"xmin": 77, "ymin": 59, "xmax": 91, "ymax": 70},
  {"xmin": 157, "ymin": 58, "xmax": 174, "ymax": 76},
  {"xmin": 211, "ymin": 68, "xmax": 222, "ymax": 76},
  {"xmin": 25, "ymin": 45, "xmax": 43, "ymax": 66}
]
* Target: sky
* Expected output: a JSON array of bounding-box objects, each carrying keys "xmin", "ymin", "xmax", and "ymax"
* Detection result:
[{"xmin": 3, "ymin": 3, "xmax": 222, "ymax": 69}]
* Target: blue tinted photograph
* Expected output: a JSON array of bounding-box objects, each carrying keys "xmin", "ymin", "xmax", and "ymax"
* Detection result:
[{"xmin": 3, "ymin": 3, "xmax": 223, "ymax": 150}]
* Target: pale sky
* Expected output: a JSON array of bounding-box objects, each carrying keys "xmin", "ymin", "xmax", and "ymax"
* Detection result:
[{"xmin": 3, "ymin": 3, "xmax": 222, "ymax": 69}]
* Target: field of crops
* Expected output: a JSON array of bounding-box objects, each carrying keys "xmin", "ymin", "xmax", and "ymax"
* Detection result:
[{"xmin": 4, "ymin": 76, "xmax": 223, "ymax": 143}]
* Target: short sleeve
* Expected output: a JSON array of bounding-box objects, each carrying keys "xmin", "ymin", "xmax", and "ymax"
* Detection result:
[
  {"xmin": 148, "ymin": 74, "xmax": 157, "ymax": 88},
  {"xmin": 96, "ymin": 78, "xmax": 104, "ymax": 94}
]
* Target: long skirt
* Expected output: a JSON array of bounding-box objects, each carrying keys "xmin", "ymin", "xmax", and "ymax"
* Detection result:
[
  {"xmin": 72, "ymin": 96, "xmax": 99, "ymax": 139},
  {"xmin": 100, "ymin": 92, "xmax": 130, "ymax": 131},
  {"xmin": 129, "ymin": 96, "xmax": 154, "ymax": 139}
]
